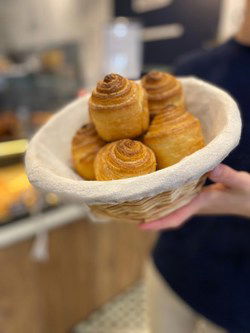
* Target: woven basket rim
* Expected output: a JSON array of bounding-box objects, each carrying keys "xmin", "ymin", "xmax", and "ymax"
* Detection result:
[{"xmin": 25, "ymin": 77, "xmax": 242, "ymax": 205}]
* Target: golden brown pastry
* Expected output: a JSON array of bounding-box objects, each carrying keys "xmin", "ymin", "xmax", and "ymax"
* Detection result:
[
  {"xmin": 89, "ymin": 73, "xmax": 149, "ymax": 142},
  {"xmin": 0, "ymin": 112, "xmax": 20, "ymax": 140},
  {"xmin": 31, "ymin": 111, "xmax": 53, "ymax": 129},
  {"xmin": 141, "ymin": 71, "xmax": 184, "ymax": 117},
  {"xmin": 94, "ymin": 139, "xmax": 156, "ymax": 180},
  {"xmin": 72, "ymin": 124, "xmax": 105, "ymax": 180},
  {"xmin": 143, "ymin": 105, "xmax": 205, "ymax": 168}
]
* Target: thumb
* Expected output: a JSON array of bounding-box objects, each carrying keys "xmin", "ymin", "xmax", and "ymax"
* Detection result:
[{"xmin": 209, "ymin": 164, "xmax": 249, "ymax": 190}]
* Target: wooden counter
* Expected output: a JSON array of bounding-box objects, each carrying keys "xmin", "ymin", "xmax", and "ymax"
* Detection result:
[{"xmin": 0, "ymin": 217, "xmax": 156, "ymax": 333}]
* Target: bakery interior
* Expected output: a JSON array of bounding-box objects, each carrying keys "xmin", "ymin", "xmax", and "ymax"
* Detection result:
[{"xmin": 0, "ymin": 0, "xmax": 245, "ymax": 332}]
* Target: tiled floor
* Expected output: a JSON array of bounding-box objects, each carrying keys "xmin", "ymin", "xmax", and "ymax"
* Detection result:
[
  {"xmin": 73, "ymin": 281, "xmax": 149, "ymax": 333},
  {"xmin": 73, "ymin": 281, "xmax": 226, "ymax": 333}
]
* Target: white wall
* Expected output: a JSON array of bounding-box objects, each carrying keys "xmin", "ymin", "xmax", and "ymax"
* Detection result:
[
  {"xmin": 79, "ymin": 0, "xmax": 113, "ymax": 88},
  {"xmin": 217, "ymin": 0, "xmax": 246, "ymax": 42}
]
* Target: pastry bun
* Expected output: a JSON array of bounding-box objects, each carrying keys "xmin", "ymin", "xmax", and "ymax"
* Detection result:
[
  {"xmin": 89, "ymin": 73, "xmax": 149, "ymax": 141},
  {"xmin": 94, "ymin": 139, "xmax": 156, "ymax": 180},
  {"xmin": 72, "ymin": 123, "xmax": 105, "ymax": 180},
  {"xmin": 141, "ymin": 71, "xmax": 184, "ymax": 117},
  {"xmin": 143, "ymin": 105, "xmax": 205, "ymax": 168}
]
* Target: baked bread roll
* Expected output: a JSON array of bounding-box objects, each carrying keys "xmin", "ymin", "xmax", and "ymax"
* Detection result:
[
  {"xmin": 94, "ymin": 139, "xmax": 156, "ymax": 180},
  {"xmin": 72, "ymin": 124, "xmax": 105, "ymax": 180},
  {"xmin": 0, "ymin": 112, "xmax": 20, "ymax": 139},
  {"xmin": 143, "ymin": 105, "xmax": 205, "ymax": 168},
  {"xmin": 89, "ymin": 73, "xmax": 149, "ymax": 142},
  {"xmin": 141, "ymin": 71, "xmax": 184, "ymax": 117}
]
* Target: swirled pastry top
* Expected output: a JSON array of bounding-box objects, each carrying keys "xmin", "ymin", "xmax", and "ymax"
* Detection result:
[
  {"xmin": 143, "ymin": 104, "xmax": 205, "ymax": 168},
  {"xmin": 94, "ymin": 139, "xmax": 156, "ymax": 180},
  {"xmin": 141, "ymin": 71, "xmax": 183, "ymax": 102},
  {"xmin": 144, "ymin": 105, "xmax": 200, "ymax": 139},
  {"xmin": 90, "ymin": 73, "xmax": 138, "ymax": 110}
]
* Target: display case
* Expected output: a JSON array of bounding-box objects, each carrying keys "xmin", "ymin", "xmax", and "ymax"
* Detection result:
[{"xmin": 0, "ymin": 42, "xmax": 83, "ymax": 226}]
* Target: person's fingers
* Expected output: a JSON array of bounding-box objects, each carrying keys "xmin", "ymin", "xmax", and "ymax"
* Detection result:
[
  {"xmin": 140, "ymin": 192, "xmax": 207, "ymax": 231},
  {"xmin": 139, "ymin": 183, "xmax": 225, "ymax": 231},
  {"xmin": 209, "ymin": 164, "xmax": 250, "ymax": 191},
  {"xmin": 139, "ymin": 164, "xmax": 250, "ymax": 231}
]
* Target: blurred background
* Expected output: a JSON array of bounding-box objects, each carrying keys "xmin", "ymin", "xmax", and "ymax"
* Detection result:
[{"xmin": 0, "ymin": 0, "xmax": 246, "ymax": 332}]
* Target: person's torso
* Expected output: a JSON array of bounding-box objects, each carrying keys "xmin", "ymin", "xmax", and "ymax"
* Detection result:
[{"xmin": 153, "ymin": 39, "xmax": 250, "ymax": 332}]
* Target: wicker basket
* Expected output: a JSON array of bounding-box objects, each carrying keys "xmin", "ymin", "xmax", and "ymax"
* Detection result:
[
  {"xmin": 25, "ymin": 77, "xmax": 242, "ymax": 224},
  {"xmin": 90, "ymin": 175, "xmax": 207, "ymax": 223}
]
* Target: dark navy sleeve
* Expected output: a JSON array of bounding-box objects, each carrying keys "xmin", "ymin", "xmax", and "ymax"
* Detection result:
[
  {"xmin": 172, "ymin": 40, "xmax": 250, "ymax": 171},
  {"xmin": 174, "ymin": 50, "xmax": 209, "ymax": 77}
]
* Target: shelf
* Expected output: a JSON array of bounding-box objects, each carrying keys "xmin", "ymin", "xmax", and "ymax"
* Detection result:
[
  {"xmin": 0, "ymin": 204, "xmax": 85, "ymax": 249},
  {"xmin": 0, "ymin": 139, "xmax": 28, "ymax": 158}
]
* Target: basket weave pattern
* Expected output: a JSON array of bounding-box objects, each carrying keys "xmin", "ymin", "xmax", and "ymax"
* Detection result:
[{"xmin": 90, "ymin": 175, "xmax": 207, "ymax": 223}]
